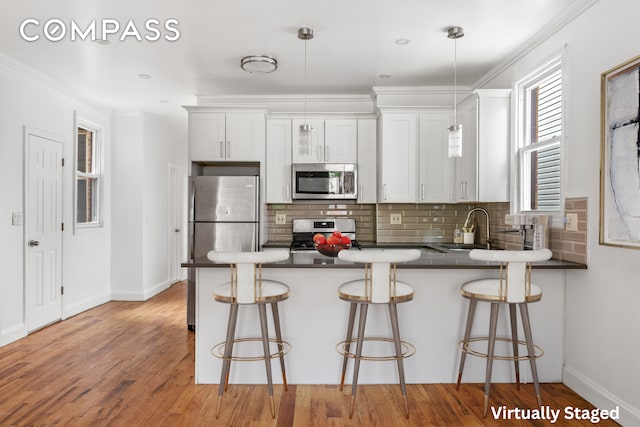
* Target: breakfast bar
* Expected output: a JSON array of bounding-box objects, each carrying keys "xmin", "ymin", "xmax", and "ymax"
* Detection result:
[{"xmin": 184, "ymin": 249, "xmax": 584, "ymax": 386}]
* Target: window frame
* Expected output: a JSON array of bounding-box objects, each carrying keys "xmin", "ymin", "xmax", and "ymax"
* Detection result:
[
  {"xmin": 74, "ymin": 113, "xmax": 104, "ymax": 231},
  {"xmin": 513, "ymin": 55, "xmax": 566, "ymax": 226}
]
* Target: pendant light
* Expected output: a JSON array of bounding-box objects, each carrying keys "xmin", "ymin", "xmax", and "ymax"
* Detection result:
[
  {"xmin": 447, "ymin": 26, "xmax": 464, "ymax": 158},
  {"xmin": 298, "ymin": 27, "xmax": 314, "ymax": 155}
]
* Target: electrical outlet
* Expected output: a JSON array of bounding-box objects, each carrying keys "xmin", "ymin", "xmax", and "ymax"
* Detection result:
[
  {"xmin": 275, "ymin": 213, "xmax": 286, "ymax": 225},
  {"xmin": 565, "ymin": 213, "xmax": 578, "ymax": 232},
  {"xmin": 390, "ymin": 213, "xmax": 402, "ymax": 225}
]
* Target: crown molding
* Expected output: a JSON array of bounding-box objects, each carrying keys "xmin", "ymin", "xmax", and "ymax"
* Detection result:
[{"xmin": 472, "ymin": 0, "xmax": 600, "ymax": 89}]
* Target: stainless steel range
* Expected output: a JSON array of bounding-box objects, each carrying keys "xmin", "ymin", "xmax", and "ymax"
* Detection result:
[{"xmin": 290, "ymin": 218, "xmax": 361, "ymax": 251}]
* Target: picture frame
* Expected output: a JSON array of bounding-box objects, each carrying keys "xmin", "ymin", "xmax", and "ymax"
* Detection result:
[{"xmin": 600, "ymin": 54, "xmax": 640, "ymax": 249}]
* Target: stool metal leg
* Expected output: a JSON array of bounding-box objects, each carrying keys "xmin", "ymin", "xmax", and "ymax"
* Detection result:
[
  {"xmin": 340, "ymin": 303, "xmax": 358, "ymax": 391},
  {"xmin": 457, "ymin": 299, "xmax": 477, "ymax": 389},
  {"xmin": 258, "ymin": 303, "xmax": 276, "ymax": 419},
  {"xmin": 217, "ymin": 303, "xmax": 239, "ymax": 418},
  {"xmin": 508, "ymin": 303, "xmax": 521, "ymax": 390},
  {"xmin": 349, "ymin": 303, "xmax": 369, "ymax": 419},
  {"xmin": 483, "ymin": 302, "xmax": 500, "ymax": 417},
  {"xmin": 519, "ymin": 302, "xmax": 542, "ymax": 408},
  {"xmin": 271, "ymin": 302, "xmax": 288, "ymax": 391},
  {"xmin": 389, "ymin": 302, "xmax": 409, "ymax": 419}
]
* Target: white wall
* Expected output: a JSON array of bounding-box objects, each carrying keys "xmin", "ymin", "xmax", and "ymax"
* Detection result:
[
  {"xmin": 481, "ymin": 1, "xmax": 640, "ymax": 424},
  {"xmin": 111, "ymin": 111, "xmax": 187, "ymax": 301},
  {"xmin": 0, "ymin": 55, "xmax": 111, "ymax": 345}
]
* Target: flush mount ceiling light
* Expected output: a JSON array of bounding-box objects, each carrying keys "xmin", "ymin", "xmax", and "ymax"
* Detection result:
[
  {"xmin": 240, "ymin": 55, "xmax": 278, "ymax": 74},
  {"xmin": 394, "ymin": 38, "xmax": 410, "ymax": 45},
  {"xmin": 447, "ymin": 26, "xmax": 464, "ymax": 158}
]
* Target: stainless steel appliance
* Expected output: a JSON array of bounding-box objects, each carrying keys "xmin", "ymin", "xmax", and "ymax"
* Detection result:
[
  {"xmin": 187, "ymin": 175, "xmax": 259, "ymax": 330},
  {"xmin": 292, "ymin": 163, "xmax": 357, "ymax": 200},
  {"xmin": 505, "ymin": 214, "xmax": 550, "ymax": 250},
  {"xmin": 290, "ymin": 218, "xmax": 360, "ymax": 251}
]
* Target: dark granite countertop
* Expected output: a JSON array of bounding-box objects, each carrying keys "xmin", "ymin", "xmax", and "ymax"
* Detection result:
[{"xmin": 182, "ymin": 245, "xmax": 586, "ymax": 270}]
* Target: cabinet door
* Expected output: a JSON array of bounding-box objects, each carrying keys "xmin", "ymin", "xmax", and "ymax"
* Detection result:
[
  {"xmin": 324, "ymin": 119, "xmax": 358, "ymax": 163},
  {"xmin": 357, "ymin": 119, "xmax": 376, "ymax": 203},
  {"xmin": 266, "ymin": 119, "xmax": 292, "ymax": 203},
  {"xmin": 292, "ymin": 119, "xmax": 324, "ymax": 163},
  {"xmin": 225, "ymin": 114, "xmax": 265, "ymax": 161},
  {"xmin": 418, "ymin": 112, "xmax": 452, "ymax": 202},
  {"xmin": 189, "ymin": 112, "xmax": 226, "ymax": 161},
  {"xmin": 454, "ymin": 97, "xmax": 478, "ymax": 201},
  {"xmin": 378, "ymin": 114, "xmax": 417, "ymax": 202}
]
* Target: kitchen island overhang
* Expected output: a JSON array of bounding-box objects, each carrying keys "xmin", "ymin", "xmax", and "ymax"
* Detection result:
[{"xmin": 183, "ymin": 251, "xmax": 584, "ymax": 385}]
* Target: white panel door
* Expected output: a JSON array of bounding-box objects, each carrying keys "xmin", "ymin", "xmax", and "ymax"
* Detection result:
[{"xmin": 26, "ymin": 130, "xmax": 63, "ymax": 331}]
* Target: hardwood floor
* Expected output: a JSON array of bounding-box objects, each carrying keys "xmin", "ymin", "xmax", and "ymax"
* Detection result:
[{"xmin": 0, "ymin": 281, "xmax": 619, "ymax": 426}]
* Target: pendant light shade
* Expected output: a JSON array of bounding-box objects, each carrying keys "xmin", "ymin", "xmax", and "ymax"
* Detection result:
[
  {"xmin": 298, "ymin": 27, "xmax": 314, "ymax": 153},
  {"xmin": 447, "ymin": 26, "xmax": 464, "ymax": 158}
]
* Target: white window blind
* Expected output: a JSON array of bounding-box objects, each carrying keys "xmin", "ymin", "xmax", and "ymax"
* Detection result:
[{"xmin": 520, "ymin": 66, "xmax": 562, "ymax": 212}]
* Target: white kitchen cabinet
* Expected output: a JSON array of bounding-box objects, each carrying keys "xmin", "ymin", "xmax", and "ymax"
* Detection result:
[
  {"xmin": 356, "ymin": 119, "xmax": 377, "ymax": 203},
  {"xmin": 189, "ymin": 112, "xmax": 265, "ymax": 162},
  {"xmin": 265, "ymin": 119, "xmax": 292, "ymax": 203},
  {"xmin": 418, "ymin": 112, "xmax": 452, "ymax": 203},
  {"xmin": 377, "ymin": 113, "xmax": 418, "ymax": 202},
  {"xmin": 324, "ymin": 119, "xmax": 358, "ymax": 163},
  {"xmin": 291, "ymin": 119, "xmax": 357, "ymax": 164},
  {"xmin": 453, "ymin": 89, "xmax": 510, "ymax": 202},
  {"xmin": 292, "ymin": 119, "xmax": 325, "ymax": 163}
]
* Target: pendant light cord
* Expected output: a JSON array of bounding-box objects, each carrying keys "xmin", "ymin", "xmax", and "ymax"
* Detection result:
[{"xmin": 453, "ymin": 36, "xmax": 457, "ymax": 120}]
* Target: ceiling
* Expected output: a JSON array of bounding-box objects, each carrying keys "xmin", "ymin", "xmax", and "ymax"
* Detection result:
[{"xmin": 0, "ymin": 0, "xmax": 591, "ymax": 119}]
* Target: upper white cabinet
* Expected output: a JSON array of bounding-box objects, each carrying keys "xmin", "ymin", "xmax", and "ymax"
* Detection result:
[
  {"xmin": 292, "ymin": 119, "xmax": 357, "ymax": 163},
  {"xmin": 189, "ymin": 111, "xmax": 265, "ymax": 162},
  {"xmin": 356, "ymin": 119, "xmax": 377, "ymax": 203},
  {"xmin": 377, "ymin": 111, "xmax": 451, "ymax": 203},
  {"xmin": 266, "ymin": 119, "xmax": 292, "ymax": 203},
  {"xmin": 418, "ymin": 112, "xmax": 452, "ymax": 203},
  {"xmin": 377, "ymin": 113, "xmax": 418, "ymax": 202},
  {"xmin": 453, "ymin": 89, "xmax": 511, "ymax": 202}
]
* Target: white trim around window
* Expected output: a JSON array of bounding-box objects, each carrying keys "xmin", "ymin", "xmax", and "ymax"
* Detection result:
[{"xmin": 74, "ymin": 112, "xmax": 104, "ymax": 231}]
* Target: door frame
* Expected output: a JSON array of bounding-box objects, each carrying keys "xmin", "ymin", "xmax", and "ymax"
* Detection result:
[
  {"xmin": 23, "ymin": 126, "xmax": 65, "ymax": 331},
  {"xmin": 168, "ymin": 162, "xmax": 186, "ymax": 283}
]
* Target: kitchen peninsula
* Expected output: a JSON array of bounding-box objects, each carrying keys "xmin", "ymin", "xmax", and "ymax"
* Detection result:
[{"xmin": 184, "ymin": 249, "xmax": 584, "ymax": 386}]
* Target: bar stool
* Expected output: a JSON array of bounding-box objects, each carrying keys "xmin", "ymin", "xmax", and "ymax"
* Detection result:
[
  {"xmin": 336, "ymin": 249, "xmax": 421, "ymax": 419},
  {"xmin": 456, "ymin": 249, "xmax": 553, "ymax": 417},
  {"xmin": 207, "ymin": 249, "xmax": 291, "ymax": 419}
]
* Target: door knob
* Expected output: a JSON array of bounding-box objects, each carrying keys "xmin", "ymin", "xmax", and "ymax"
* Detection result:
[
  {"xmin": 28, "ymin": 240, "xmax": 40, "ymax": 247},
  {"xmin": 175, "ymin": 229, "xmax": 181, "ymax": 233}
]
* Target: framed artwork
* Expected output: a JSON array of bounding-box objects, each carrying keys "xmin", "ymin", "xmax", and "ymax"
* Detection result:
[{"xmin": 600, "ymin": 54, "xmax": 640, "ymax": 249}]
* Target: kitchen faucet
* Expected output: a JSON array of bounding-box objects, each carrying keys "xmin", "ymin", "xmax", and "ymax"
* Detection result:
[{"xmin": 464, "ymin": 207, "xmax": 492, "ymax": 249}]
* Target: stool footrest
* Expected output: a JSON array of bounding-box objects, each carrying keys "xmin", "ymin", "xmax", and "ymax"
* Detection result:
[
  {"xmin": 336, "ymin": 337, "xmax": 416, "ymax": 361},
  {"xmin": 458, "ymin": 336, "xmax": 543, "ymax": 361},
  {"xmin": 212, "ymin": 337, "xmax": 291, "ymax": 362}
]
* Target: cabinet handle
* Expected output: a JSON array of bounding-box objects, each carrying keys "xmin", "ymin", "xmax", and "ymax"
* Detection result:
[
  {"xmin": 384, "ymin": 184, "xmax": 388, "ymax": 201},
  {"xmin": 219, "ymin": 141, "xmax": 224, "ymax": 158},
  {"xmin": 325, "ymin": 145, "xmax": 329, "ymax": 162},
  {"xmin": 226, "ymin": 141, "xmax": 230, "ymax": 158},
  {"xmin": 317, "ymin": 146, "xmax": 323, "ymax": 162},
  {"xmin": 286, "ymin": 184, "xmax": 290, "ymax": 200},
  {"xmin": 359, "ymin": 185, "xmax": 363, "ymax": 201},
  {"xmin": 421, "ymin": 183, "xmax": 425, "ymax": 201}
]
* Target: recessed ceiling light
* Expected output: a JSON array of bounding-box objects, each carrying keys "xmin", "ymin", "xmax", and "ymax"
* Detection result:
[
  {"xmin": 378, "ymin": 74, "xmax": 392, "ymax": 79},
  {"xmin": 241, "ymin": 55, "xmax": 278, "ymax": 74},
  {"xmin": 395, "ymin": 38, "xmax": 410, "ymax": 45},
  {"xmin": 138, "ymin": 73, "xmax": 151, "ymax": 79}
]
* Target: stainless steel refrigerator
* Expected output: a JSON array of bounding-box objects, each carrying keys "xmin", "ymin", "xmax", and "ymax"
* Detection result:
[{"xmin": 187, "ymin": 175, "xmax": 259, "ymax": 330}]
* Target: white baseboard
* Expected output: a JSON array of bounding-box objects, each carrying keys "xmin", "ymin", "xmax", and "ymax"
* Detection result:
[
  {"xmin": 0, "ymin": 323, "xmax": 27, "ymax": 346},
  {"xmin": 143, "ymin": 280, "xmax": 171, "ymax": 300},
  {"xmin": 111, "ymin": 279, "xmax": 171, "ymax": 301},
  {"xmin": 563, "ymin": 366, "xmax": 640, "ymax": 427},
  {"xmin": 64, "ymin": 293, "xmax": 111, "ymax": 319}
]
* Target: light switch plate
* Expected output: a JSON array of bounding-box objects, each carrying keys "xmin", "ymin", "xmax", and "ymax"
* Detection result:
[
  {"xmin": 390, "ymin": 213, "xmax": 402, "ymax": 225},
  {"xmin": 275, "ymin": 213, "xmax": 286, "ymax": 225},
  {"xmin": 12, "ymin": 212, "xmax": 23, "ymax": 226},
  {"xmin": 565, "ymin": 213, "xmax": 578, "ymax": 232}
]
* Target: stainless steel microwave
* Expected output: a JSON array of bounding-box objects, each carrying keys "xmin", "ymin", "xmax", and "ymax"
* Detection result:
[{"xmin": 292, "ymin": 163, "xmax": 357, "ymax": 200}]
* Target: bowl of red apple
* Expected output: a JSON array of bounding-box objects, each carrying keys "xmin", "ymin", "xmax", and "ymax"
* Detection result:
[{"xmin": 313, "ymin": 231, "xmax": 351, "ymax": 257}]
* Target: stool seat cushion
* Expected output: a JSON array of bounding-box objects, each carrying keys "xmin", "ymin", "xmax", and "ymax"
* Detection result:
[
  {"xmin": 214, "ymin": 280, "xmax": 290, "ymax": 304},
  {"xmin": 461, "ymin": 279, "xmax": 542, "ymax": 303},
  {"xmin": 338, "ymin": 279, "xmax": 414, "ymax": 303}
]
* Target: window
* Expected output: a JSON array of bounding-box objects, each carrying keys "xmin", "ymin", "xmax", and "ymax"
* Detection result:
[
  {"xmin": 517, "ymin": 59, "xmax": 563, "ymax": 213},
  {"xmin": 75, "ymin": 118, "xmax": 102, "ymax": 228}
]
